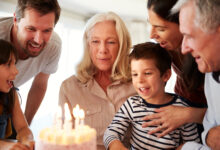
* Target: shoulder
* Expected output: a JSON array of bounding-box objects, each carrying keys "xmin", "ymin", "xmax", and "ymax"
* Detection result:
[
  {"xmin": 0, "ymin": 17, "xmax": 12, "ymax": 25},
  {"xmin": 0, "ymin": 17, "xmax": 13, "ymax": 40},
  {"xmin": 60, "ymin": 75, "xmax": 84, "ymax": 90},
  {"xmin": 169, "ymin": 93, "xmax": 191, "ymax": 107},
  {"xmin": 45, "ymin": 31, "xmax": 62, "ymax": 53},
  {"xmin": 50, "ymin": 31, "xmax": 61, "ymax": 44}
]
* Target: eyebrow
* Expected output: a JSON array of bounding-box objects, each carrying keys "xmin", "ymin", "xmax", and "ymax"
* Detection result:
[
  {"xmin": 147, "ymin": 19, "xmax": 168, "ymax": 28},
  {"xmin": 153, "ymin": 25, "xmax": 168, "ymax": 28}
]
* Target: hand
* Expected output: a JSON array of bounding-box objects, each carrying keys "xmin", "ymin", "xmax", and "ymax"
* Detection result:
[
  {"xmin": 142, "ymin": 105, "xmax": 188, "ymax": 138},
  {"xmin": 206, "ymin": 125, "xmax": 220, "ymax": 150},
  {"xmin": 176, "ymin": 144, "xmax": 184, "ymax": 150},
  {"xmin": 109, "ymin": 140, "xmax": 128, "ymax": 150},
  {"xmin": 0, "ymin": 141, "xmax": 32, "ymax": 150},
  {"xmin": 21, "ymin": 140, "xmax": 35, "ymax": 150}
]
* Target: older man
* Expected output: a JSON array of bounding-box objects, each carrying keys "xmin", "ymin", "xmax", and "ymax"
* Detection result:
[{"xmin": 172, "ymin": 0, "xmax": 220, "ymax": 149}]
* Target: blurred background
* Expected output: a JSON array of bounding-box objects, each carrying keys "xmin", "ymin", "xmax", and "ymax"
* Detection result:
[{"xmin": 0, "ymin": 0, "xmax": 175, "ymax": 139}]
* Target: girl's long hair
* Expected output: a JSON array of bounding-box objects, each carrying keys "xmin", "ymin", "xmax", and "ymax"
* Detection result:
[{"xmin": 0, "ymin": 40, "xmax": 18, "ymax": 114}]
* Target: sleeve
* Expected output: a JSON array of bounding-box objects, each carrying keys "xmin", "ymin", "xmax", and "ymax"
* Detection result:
[
  {"xmin": 181, "ymin": 123, "xmax": 200, "ymax": 143},
  {"xmin": 182, "ymin": 142, "xmax": 211, "ymax": 150},
  {"xmin": 103, "ymin": 100, "xmax": 133, "ymax": 149},
  {"xmin": 201, "ymin": 73, "xmax": 217, "ymax": 146},
  {"xmin": 201, "ymin": 108, "xmax": 215, "ymax": 146},
  {"xmin": 42, "ymin": 32, "xmax": 62, "ymax": 74}
]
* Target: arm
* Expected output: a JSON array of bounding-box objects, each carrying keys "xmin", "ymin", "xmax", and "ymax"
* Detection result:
[
  {"xmin": 24, "ymin": 72, "xmax": 49, "ymax": 125},
  {"xmin": 142, "ymin": 105, "xmax": 206, "ymax": 137},
  {"xmin": 103, "ymin": 102, "xmax": 131, "ymax": 150},
  {"xmin": 108, "ymin": 140, "xmax": 128, "ymax": 150},
  {"xmin": 0, "ymin": 140, "xmax": 31, "ymax": 150},
  {"xmin": 206, "ymin": 126, "xmax": 220, "ymax": 150},
  {"xmin": 11, "ymin": 92, "xmax": 34, "ymax": 149}
]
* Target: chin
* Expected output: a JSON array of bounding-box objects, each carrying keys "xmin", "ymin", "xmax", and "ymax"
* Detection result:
[{"xmin": 198, "ymin": 66, "xmax": 210, "ymax": 73}]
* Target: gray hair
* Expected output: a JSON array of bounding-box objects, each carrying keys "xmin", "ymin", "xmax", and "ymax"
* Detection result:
[
  {"xmin": 172, "ymin": 0, "xmax": 220, "ymax": 32},
  {"xmin": 76, "ymin": 11, "xmax": 132, "ymax": 83}
]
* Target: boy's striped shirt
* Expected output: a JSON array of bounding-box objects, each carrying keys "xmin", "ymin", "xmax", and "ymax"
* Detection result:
[{"xmin": 104, "ymin": 94, "xmax": 200, "ymax": 150}]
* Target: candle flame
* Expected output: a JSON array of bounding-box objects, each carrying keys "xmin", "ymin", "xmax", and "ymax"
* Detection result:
[
  {"xmin": 64, "ymin": 103, "xmax": 71, "ymax": 121},
  {"xmin": 79, "ymin": 109, "xmax": 85, "ymax": 119},
  {"xmin": 73, "ymin": 104, "xmax": 80, "ymax": 118}
]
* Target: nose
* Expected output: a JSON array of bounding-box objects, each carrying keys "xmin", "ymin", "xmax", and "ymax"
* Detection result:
[
  {"xmin": 99, "ymin": 41, "xmax": 108, "ymax": 54},
  {"xmin": 181, "ymin": 37, "xmax": 192, "ymax": 55},
  {"xmin": 150, "ymin": 27, "xmax": 159, "ymax": 39},
  {"xmin": 137, "ymin": 74, "xmax": 145, "ymax": 83},
  {"xmin": 12, "ymin": 65, "xmax": 19, "ymax": 76},
  {"xmin": 33, "ymin": 31, "xmax": 43, "ymax": 44}
]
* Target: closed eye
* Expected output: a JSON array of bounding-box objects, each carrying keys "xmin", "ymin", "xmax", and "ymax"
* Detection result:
[
  {"xmin": 131, "ymin": 73, "xmax": 138, "ymax": 77},
  {"xmin": 145, "ymin": 72, "xmax": 152, "ymax": 75},
  {"xmin": 26, "ymin": 27, "xmax": 36, "ymax": 32},
  {"xmin": 107, "ymin": 41, "xmax": 116, "ymax": 44}
]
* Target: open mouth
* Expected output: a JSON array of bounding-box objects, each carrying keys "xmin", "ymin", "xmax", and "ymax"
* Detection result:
[
  {"xmin": 7, "ymin": 80, "xmax": 14, "ymax": 89},
  {"xmin": 28, "ymin": 42, "xmax": 43, "ymax": 53},
  {"xmin": 139, "ymin": 87, "xmax": 150, "ymax": 93},
  {"xmin": 160, "ymin": 41, "xmax": 167, "ymax": 48}
]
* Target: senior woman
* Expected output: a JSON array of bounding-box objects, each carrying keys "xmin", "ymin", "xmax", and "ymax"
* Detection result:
[
  {"xmin": 59, "ymin": 12, "xmax": 136, "ymax": 150},
  {"xmin": 142, "ymin": 0, "xmax": 207, "ymax": 137}
]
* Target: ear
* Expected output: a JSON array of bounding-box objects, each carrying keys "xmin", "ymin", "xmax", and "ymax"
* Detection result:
[
  {"xmin": 13, "ymin": 13, "xmax": 19, "ymax": 33},
  {"xmin": 13, "ymin": 13, "xmax": 18, "ymax": 25},
  {"xmin": 162, "ymin": 69, "xmax": 172, "ymax": 82}
]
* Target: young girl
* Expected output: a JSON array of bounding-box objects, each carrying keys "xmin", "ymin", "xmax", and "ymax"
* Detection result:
[{"xmin": 0, "ymin": 39, "xmax": 34, "ymax": 150}]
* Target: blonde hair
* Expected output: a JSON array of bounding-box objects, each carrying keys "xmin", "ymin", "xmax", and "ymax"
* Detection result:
[{"xmin": 76, "ymin": 12, "xmax": 132, "ymax": 83}]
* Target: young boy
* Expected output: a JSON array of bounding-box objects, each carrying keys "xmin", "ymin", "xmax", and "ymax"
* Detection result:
[{"xmin": 103, "ymin": 42, "xmax": 200, "ymax": 150}]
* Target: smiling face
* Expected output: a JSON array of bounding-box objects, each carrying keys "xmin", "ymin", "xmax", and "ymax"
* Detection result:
[
  {"xmin": 13, "ymin": 8, "xmax": 55, "ymax": 59},
  {"xmin": 131, "ymin": 58, "xmax": 170, "ymax": 104},
  {"xmin": 148, "ymin": 9, "xmax": 183, "ymax": 51},
  {"xmin": 180, "ymin": 1, "xmax": 220, "ymax": 73},
  {"xmin": 88, "ymin": 21, "xmax": 119, "ymax": 72},
  {"xmin": 0, "ymin": 53, "xmax": 18, "ymax": 93}
]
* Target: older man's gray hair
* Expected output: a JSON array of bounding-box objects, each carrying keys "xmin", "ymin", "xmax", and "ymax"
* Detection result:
[{"xmin": 172, "ymin": 0, "xmax": 220, "ymax": 32}]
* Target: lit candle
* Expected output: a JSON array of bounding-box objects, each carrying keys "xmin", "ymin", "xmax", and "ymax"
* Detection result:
[
  {"xmin": 73, "ymin": 104, "xmax": 80, "ymax": 129},
  {"xmin": 64, "ymin": 103, "xmax": 72, "ymax": 131},
  {"xmin": 54, "ymin": 106, "xmax": 62, "ymax": 129},
  {"xmin": 79, "ymin": 109, "xmax": 85, "ymax": 126}
]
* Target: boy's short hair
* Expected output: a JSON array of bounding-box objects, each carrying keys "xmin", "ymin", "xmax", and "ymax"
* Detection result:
[{"xmin": 129, "ymin": 42, "xmax": 172, "ymax": 76}]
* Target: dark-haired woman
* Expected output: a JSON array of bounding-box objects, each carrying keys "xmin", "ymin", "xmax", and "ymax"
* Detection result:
[{"xmin": 142, "ymin": 0, "xmax": 207, "ymax": 139}]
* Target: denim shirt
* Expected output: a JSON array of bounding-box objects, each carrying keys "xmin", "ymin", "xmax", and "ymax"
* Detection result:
[
  {"xmin": 0, "ymin": 113, "xmax": 11, "ymax": 138},
  {"xmin": 0, "ymin": 95, "xmax": 11, "ymax": 139}
]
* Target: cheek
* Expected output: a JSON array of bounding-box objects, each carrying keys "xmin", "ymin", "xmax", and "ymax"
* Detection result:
[
  {"xmin": 111, "ymin": 46, "xmax": 119, "ymax": 60},
  {"xmin": 157, "ymin": 31, "xmax": 172, "ymax": 43},
  {"xmin": 89, "ymin": 48, "xmax": 96, "ymax": 63}
]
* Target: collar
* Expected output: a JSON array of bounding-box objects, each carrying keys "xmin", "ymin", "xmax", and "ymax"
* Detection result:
[{"xmin": 212, "ymin": 71, "xmax": 220, "ymax": 83}]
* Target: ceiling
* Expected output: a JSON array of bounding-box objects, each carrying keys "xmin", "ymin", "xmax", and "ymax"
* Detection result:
[
  {"xmin": 58, "ymin": 0, "xmax": 148, "ymax": 21},
  {"xmin": 0, "ymin": 0, "xmax": 148, "ymax": 21}
]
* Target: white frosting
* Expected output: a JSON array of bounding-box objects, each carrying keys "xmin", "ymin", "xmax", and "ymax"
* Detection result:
[{"xmin": 35, "ymin": 125, "xmax": 97, "ymax": 150}]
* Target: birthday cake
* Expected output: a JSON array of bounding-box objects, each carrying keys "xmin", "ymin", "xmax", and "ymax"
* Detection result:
[
  {"xmin": 35, "ymin": 104, "xmax": 97, "ymax": 150},
  {"xmin": 35, "ymin": 125, "xmax": 96, "ymax": 150}
]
